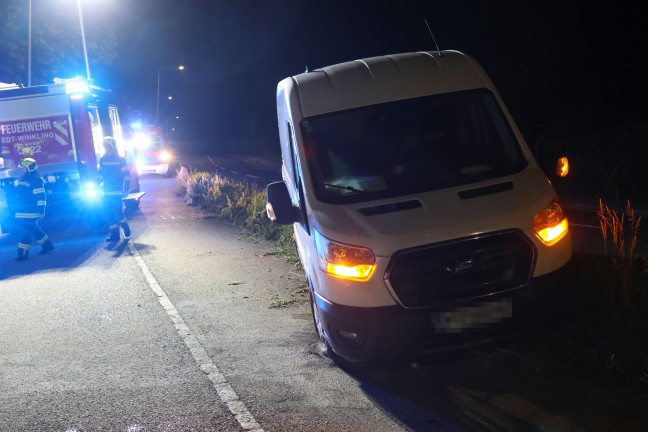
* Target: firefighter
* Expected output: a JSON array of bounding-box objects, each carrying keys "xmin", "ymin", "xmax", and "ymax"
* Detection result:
[
  {"xmin": 14, "ymin": 157, "xmax": 55, "ymax": 261},
  {"xmin": 98, "ymin": 136, "xmax": 131, "ymax": 242}
]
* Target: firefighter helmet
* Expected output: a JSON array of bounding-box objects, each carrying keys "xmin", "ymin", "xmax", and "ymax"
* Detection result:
[
  {"xmin": 103, "ymin": 136, "xmax": 117, "ymax": 152},
  {"xmin": 20, "ymin": 157, "xmax": 38, "ymax": 172}
]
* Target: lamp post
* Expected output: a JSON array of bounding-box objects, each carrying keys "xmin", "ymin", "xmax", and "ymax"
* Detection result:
[
  {"xmin": 28, "ymin": 0, "xmax": 32, "ymax": 86},
  {"xmin": 156, "ymin": 65, "xmax": 184, "ymax": 125},
  {"xmin": 27, "ymin": 0, "xmax": 91, "ymax": 85},
  {"xmin": 76, "ymin": 0, "xmax": 91, "ymax": 81}
]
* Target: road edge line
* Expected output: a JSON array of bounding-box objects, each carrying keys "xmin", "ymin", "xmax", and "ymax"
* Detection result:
[{"xmin": 127, "ymin": 240, "xmax": 264, "ymax": 432}]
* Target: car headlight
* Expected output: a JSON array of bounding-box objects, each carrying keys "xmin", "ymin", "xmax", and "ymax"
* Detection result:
[
  {"xmin": 533, "ymin": 199, "xmax": 568, "ymax": 246},
  {"xmin": 159, "ymin": 151, "xmax": 172, "ymax": 162},
  {"xmin": 134, "ymin": 133, "xmax": 151, "ymax": 150},
  {"xmin": 314, "ymin": 228, "xmax": 375, "ymax": 280}
]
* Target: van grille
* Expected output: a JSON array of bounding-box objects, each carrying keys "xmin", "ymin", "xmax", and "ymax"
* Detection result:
[{"xmin": 385, "ymin": 231, "xmax": 536, "ymax": 309}]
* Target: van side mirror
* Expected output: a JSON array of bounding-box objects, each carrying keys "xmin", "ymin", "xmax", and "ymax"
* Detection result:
[{"xmin": 266, "ymin": 181, "xmax": 301, "ymax": 225}]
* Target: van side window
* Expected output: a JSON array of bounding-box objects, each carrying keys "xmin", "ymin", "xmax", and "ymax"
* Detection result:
[
  {"xmin": 287, "ymin": 122, "xmax": 300, "ymax": 196},
  {"xmin": 287, "ymin": 122, "xmax": 310, "ymax": 233}
]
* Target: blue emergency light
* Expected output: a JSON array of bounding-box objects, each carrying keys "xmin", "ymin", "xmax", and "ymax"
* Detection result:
[
  {"xmin": 65, "ymin": 81, "xmax": 89, "ymax": 95},
  {"xmin": 84, "ymin": 182, "xmax": 99, "ymax": 199}
]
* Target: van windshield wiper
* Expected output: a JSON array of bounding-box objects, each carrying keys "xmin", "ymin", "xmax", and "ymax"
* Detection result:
[{"xmin": 324, "ymin": 183, "xmax": 368, "ymax": 194}]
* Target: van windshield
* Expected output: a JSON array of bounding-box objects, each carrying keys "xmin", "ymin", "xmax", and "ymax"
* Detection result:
[{"xmin": 301, "ymin": 89, "xmax": 528, "ymax": 205}]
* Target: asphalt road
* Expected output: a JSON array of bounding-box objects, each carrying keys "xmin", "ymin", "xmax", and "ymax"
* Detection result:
[{"xmin": 1, "ymin": 167, "xmax": 647, "ymax": 431}]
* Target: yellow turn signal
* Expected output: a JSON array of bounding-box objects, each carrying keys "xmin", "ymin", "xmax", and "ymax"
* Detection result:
[
  {"xmin": 533, "ymin": 200, "xmax": 568, "ymax": 246},
  {"xmin": 325, "ymin": 263, "xmax": 374, "ymax": 279},
  {"xmin": 556, "ymin": 156, "xmax": 569, "ymax": 177},
  {"xmin": 314, "ymin": 229, "xmax": 375, "ymax": 281}
]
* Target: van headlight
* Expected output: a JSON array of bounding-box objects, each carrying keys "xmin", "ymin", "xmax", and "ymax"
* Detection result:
[
  {"xmin": 314, "ymin": 228, "xmax": 376, "ymax": 280},
  {"xmin": 533, "ymin": 199, "xmax": 568, "ymax": 246}
]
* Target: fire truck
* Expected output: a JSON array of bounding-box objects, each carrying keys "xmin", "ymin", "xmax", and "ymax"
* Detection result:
[
  {"xmin": 0, "ymin": 78, "xmax": 144, "ymax": 234},
  {"xmin": 131, "ymin": 124, "xmax": 175, "ymax": 177}
]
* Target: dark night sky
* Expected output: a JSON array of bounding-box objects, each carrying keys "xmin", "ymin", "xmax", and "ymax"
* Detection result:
[{"xmin": 69, "ymin": 1, "xmax": 647, "ymax": 150}]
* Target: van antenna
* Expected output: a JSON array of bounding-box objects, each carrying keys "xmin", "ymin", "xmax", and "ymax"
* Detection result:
[{"xmin": 424, "ymin": 19, "xmax": 442, "ymax": 56}]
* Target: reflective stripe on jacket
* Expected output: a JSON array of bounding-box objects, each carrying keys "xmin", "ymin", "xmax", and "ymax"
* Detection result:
[{"xmin": 15, "ymin": 171, "xmax": 46, "ymax": 219}]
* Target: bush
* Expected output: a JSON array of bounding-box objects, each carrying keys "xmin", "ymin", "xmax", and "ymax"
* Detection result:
[{"xmin": 176, "ymin": 166, "xmax": 214, "ymax": 205}]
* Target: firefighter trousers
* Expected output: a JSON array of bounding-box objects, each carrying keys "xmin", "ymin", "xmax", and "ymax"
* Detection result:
[
  {"xmin": 16, "ymin": 218, "xmax": 53, "ymax": 259},
  {"xmin": 103, "ymin": 194, "xmax": 130, "ymax": 240}
]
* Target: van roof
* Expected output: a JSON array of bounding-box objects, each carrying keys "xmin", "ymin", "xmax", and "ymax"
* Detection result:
[{"xmin": 288, "ymin": 50, "xmax": 494, "ymax": 118}]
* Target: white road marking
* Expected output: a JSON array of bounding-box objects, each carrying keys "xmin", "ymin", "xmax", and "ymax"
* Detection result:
[{"xmin": 127, "ymin": 241, "xmax": 264, "ymax": 432}]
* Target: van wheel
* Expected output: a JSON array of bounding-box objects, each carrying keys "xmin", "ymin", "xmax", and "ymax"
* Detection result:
[{"xmin": 310, "ymin": 290, "xmax": 335, "ymax": 359}]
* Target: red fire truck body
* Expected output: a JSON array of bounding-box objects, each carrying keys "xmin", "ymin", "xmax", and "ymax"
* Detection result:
[{"xmin": 0, "ymin": 78, "xmax": 143, "ymax": 234}]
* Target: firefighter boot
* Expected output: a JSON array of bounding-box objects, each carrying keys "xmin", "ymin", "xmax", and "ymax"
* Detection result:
[
  {"xmin": 121, "ymin": 222, "xmax": 131, "ymax": 239},
  {"xmin": 16, "ymin": 247, "xmax": 29, "ymax": 262},
  {"xmin": 106, "ymin": 227, "xmax": 120, "ymax": 242},
  {"xmin": 39, "ymin": 238, "xmax": 55, "ymax": 255}
]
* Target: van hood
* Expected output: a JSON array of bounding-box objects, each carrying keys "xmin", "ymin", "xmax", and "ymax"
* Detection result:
[{"xmin": 309, "ymin": 166, "xmax": 555, "ymax": 256}]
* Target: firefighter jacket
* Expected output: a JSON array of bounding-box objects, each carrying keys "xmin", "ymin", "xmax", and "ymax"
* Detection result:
[
  {"xmin": 99, "ymin": 153, "xmax": 129, "ymax": 196},
  {"xmin": 15, "ymin": 171, "xmax": 46, "ymax": 220}
]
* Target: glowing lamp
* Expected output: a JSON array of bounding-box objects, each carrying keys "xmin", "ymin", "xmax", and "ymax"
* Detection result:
[
  {"xmin": 533, "ymin": 200, "xmax": 568, "ymax": 245},
  {"xmin": 133, "ymin": 133, "xmax": 150, "ymax": 150},
  {"xmin": 159, "ymin": 150, "xmax": 172, "ymax": 162},
  {"xmin": 556, "ymin": 157, "xmax": 569, "ymax": 177},
  {"xmin": 325, "ymin": 263, "xmax": 374, "ymax": 279},
  {"xmin": 314, "ymin": 229, "xmax": 375, "ymax": 281},
  {"xmin": 84, "ymin": 182, "xmax": 98, "ymax": 199},
  {"xmin": 64, "ymin": 79, "xmax": 89, "ymax": 95}
]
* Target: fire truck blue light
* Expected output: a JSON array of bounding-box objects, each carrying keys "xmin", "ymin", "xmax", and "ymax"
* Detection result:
[
  {"xmin": 64, "ymin": 79, "xmax": 89, "ymax": 95},
  {"xmin": 84, "ymin": 182, "xmax": 99, "ymax": 199}
]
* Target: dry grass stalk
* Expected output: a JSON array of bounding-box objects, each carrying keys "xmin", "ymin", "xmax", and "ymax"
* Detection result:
[{"xmin": 596, "ymin": 199, "xmax": 642, "ymax": 327}]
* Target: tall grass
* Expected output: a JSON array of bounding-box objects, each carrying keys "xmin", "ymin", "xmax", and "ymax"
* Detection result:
[
  {"xmin": 592, "ymin": 199, "xmax": 648, "ymax": 383},
  {"xmin": 176, "ymin": 166, "xmax": 298, "ymax": 263},
  {"xmin": 597, "ymin": 200, "xmax": 642, "ymax": 326}
]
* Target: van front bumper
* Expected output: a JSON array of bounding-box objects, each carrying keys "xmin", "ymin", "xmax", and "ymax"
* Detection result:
[{"xmin": 316, "ymin": 258, "xmax": 579, "ymax": 363}]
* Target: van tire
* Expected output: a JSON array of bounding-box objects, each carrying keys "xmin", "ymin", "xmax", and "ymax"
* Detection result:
[{"xmin": 309, "ymin": 289, "xmax": 336, "ymax": 360}]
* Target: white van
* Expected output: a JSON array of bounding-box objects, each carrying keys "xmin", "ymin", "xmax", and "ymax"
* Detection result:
[{"xmin": 266, "ymin": 51, "xmax": 574, "ymax": 363}]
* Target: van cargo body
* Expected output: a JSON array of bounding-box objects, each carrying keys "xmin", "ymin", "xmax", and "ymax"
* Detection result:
[{"xmin": 266, "ymin": 51, "xmax": 574, "ymax": 362}]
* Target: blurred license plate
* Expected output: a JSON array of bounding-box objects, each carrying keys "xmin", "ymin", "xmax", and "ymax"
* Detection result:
[{"xmin": 433, "ymin": 299, "xmax": 512, "ymax": 334}]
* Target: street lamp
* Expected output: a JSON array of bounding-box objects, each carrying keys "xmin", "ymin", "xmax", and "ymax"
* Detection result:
[
  {"xmin": 76, "ymin": 0, "xmax": 91, "ymax": 81},
  {"xmin": 156, "ymin": 65, "xmax": 184, "ymax": 125}
]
